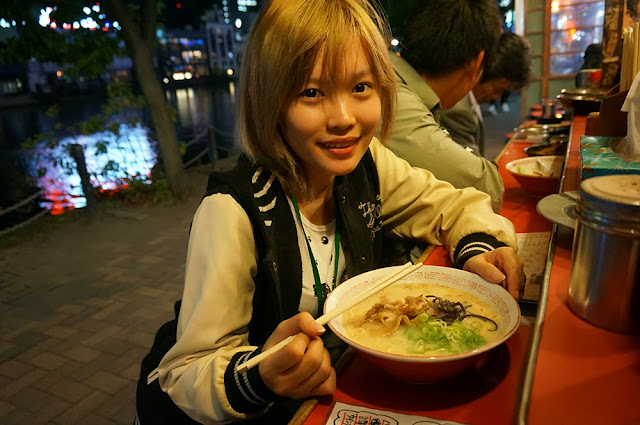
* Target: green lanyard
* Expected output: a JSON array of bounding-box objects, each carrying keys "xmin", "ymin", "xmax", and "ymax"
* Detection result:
[{"xmin": 291, "ymin": 196, "xmax": 341, "ymax": 315}]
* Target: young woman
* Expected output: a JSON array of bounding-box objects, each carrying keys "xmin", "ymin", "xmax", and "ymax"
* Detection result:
[{"xmin": 136, "ymin": 0, "xmax": 524, "ymax": 423}]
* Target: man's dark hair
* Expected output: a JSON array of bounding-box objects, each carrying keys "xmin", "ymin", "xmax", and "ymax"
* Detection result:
[
  {"xmin": 400, "ymin": 0, "xmax": 502, "ymax": 77},
  {"xmin": 482, "ymin": 32, "xmax": 532, "ymax": 88}
]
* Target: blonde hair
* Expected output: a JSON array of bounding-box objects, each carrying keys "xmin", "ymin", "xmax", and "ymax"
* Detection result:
[{"xmin": 237, "ymin": 0, "xmax": 396, "ymax": 197}]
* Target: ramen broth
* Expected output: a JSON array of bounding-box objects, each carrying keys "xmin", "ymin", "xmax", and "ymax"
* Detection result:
[{"xmin": 343, "ymin": 283, "xmax": 500, "ymax": 356}]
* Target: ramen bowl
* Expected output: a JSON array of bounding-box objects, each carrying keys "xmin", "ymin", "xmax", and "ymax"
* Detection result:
[
  {"xmin": 505, "ymin": 155, "xmax": 564, "ymax": 197},
  {"xmin": 324, "ymin": 265, "xmax": 520, "ymax": 383}
]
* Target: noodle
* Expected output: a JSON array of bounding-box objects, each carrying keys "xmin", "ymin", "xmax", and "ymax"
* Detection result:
[{"xmin": 342, "ymin": 283, "xmax": 500, "ymax": 356}]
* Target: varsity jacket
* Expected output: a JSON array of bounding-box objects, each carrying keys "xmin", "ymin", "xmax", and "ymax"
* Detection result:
[{"xmin": 156, "ymin": 138, "xmax": 517, "ymax": 423}]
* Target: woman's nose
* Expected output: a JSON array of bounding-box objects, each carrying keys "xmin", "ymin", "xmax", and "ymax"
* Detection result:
[{"xmin": 326, "ymin": 97, "xmax": 356, "ymax": 130}]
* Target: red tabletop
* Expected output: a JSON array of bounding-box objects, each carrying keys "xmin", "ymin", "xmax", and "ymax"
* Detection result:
[
  {"xmin": 303, "ymin": 325, "xmax": 533, "ymax": 425},
  {"xmin": 524, "ymin": 116, "xmax": 640, "ymax": 425}
]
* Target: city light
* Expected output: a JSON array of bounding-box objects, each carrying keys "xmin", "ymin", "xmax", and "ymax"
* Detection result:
[
  {"xmin": 227, "ymin": 68, "xmax": 234, "ymax": 76},
  {"xmin": 39, "ymin": 7, "xmax": 54, "ymax": 27},
  {"xmin": 235, "ymin": 19, "xmax": 242, "ymax": 29},
  {"xmin": 391, "ymin": 38, "xmax": 399, "ymax": 47},
  {"xmin": 37, "ymin": 4, "xmax": 115, "ymax": 31}
]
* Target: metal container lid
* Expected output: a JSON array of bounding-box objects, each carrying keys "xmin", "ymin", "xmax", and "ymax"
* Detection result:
[
  {"xmin": 577, "ymin": 175, "xmax": 640, "ymax": 235},
  {"xmin": 581, "ymin": 175, "xmax": 640, "ymax": 206}
]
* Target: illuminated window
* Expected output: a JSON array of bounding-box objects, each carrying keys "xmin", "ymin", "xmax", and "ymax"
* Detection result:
[{"xmin": 549, "ymin": 1, "xmax": 605, "ymax": 75}]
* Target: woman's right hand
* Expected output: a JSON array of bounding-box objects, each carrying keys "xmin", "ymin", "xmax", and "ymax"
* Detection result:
[{"xmin": 258, "ymin": 312, "xmax": 336, "ymax": 399}]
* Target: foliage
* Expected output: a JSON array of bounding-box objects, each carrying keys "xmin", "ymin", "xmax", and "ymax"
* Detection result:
[
  {"xmin": 379, "ymin": 0, "xmax": 418, "ymax": 40},
  {"xmin": 2, "ymin": 0, "xmax": 188, "ymax": 199},
  {"xmin": 22, "ymin": 79, "xmax": 159, "ymax": 197},
  {"xmin": 0, "ymin": 0, "xmax": 122, "ymax": 78},
  {"xmin": 95, "ymin": 175, "xmax": 173, "ymax": 205}
]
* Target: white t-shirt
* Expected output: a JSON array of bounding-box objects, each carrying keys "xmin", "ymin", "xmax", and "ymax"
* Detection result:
[{"xmin": 287, "ymin": 197, "xmax": 346, "ymax": 317}]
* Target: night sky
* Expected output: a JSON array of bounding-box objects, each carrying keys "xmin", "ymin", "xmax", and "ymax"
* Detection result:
[{"xmin": 161, "ymin": 0, "xmax": 221, "ymax": 28}]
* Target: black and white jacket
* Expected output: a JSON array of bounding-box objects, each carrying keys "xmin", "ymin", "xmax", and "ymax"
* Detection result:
[{"xmin": 156, "ymin": 139, "xmax": 515, "ymax": 423}]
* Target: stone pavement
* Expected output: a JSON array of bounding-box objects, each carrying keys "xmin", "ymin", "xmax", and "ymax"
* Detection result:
[{"xmin": 0, "ymin": 165, "xmax": 214, "ymax": 425}]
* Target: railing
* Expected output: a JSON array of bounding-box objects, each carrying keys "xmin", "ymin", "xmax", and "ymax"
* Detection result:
[
  {"xmin": 0, "ymin": 190, "xmax": 47, "ymax": 237},
  {"xmin": 181, "ymin": 125, "xmax": 234, "ymax": 169},
  {"xmin": 0, "ymin": 124, "xmax": 236, "ymax": 237}
]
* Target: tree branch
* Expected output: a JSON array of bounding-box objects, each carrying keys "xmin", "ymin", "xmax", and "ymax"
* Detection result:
[
  {"xmin": 141, "ymin": 0, "xmax": 158, "ymax": 44},
  {"xmin": 102, "ymin": 0, "xmax": 144, "ymax": 48}
]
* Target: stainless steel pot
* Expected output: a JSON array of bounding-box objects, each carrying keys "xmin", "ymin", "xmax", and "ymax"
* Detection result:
[{"xmin": 568, "ymin": 175, "xmax": 640, "ymax": 334}]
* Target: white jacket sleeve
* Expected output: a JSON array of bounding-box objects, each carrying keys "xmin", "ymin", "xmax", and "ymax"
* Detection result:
[
  {"xmin": 157, "ymin": 194, "xmax": 262, "ymax": 423},
  {"xmin": 370, "ymin": 138, "xmax": 517, "ymax": 257}
]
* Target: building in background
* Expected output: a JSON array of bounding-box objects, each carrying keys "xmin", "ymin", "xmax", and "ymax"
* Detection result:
[
  {"xmin": 203, "ymin": 9, "xmax": 237, "ymax": 77},
  {"xmin": 217, "ymin": 0, "xmax": 264, "ymax": 68},
  {"xmin": 157, "ymin": 27, "xmax": 212, "ymax": 84}
]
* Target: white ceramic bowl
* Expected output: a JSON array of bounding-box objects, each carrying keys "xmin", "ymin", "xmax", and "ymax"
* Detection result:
[
  {"xmin": 505, "ymin": 155, "xmax": 564, "ymax": 197},
  {"xmin": 324, "ymin": 265, "xmax": 521, "ymax": 383}
]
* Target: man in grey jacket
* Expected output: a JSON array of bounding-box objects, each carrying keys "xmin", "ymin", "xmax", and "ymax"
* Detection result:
[
  {"xmin": 386, "ymin": 0, "xmax": 504, "ymax": 212},
  {"xmin": 440, "ymin": 32, "xmax": 532, "ymax": 158}
]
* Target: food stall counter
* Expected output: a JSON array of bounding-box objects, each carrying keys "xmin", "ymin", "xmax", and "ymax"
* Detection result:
[{"xmin": 518, "ymin": 116, "xmax": 640, "ymax": 425}]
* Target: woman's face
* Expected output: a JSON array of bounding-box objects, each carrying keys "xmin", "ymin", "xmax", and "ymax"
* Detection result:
[{"xmin": 281, "ymin": 43, "xmax": 382, "ymax": 189}]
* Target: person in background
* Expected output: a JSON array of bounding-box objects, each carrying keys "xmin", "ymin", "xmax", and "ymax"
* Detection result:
[
  {"xmin": 386, "ymin": 0, "xmax": 505, "ymax": 213},
  {"xmin": 135, "ymin": 0, "xmax": 525, "ymax": 423},
  {"xmin": 440, "ymin": 32, "xmax": 532, "ymax": 157},
  {"xmin": 487, "ymin": 90, "xmax": 511, "ymax": 115},
  {"xmin": 576, "ymin": 0, "xmax": 639, "ymax": 87}
]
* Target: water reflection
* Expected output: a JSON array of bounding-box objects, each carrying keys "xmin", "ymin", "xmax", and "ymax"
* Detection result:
[
  {"xmin": 32, "ymin": 123, "xmax": 156, "ymax": 213},
  {"xmin": 0, "ymin": 83, "xmax": 237, "ymax": 225}
]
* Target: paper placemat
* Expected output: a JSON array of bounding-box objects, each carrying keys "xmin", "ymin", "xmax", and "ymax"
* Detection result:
[
  {"xmin": 324, "ymin": 401, "xmax": 468, "ymax": 425},
  {"xmin": 517, "ymin": 232, "xmax": 551, "ymax": 302}
]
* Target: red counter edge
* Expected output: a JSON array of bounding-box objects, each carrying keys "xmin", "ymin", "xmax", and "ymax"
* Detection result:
[{"xmin": 513, "ymin": 116, "xmax": 587, "ymax": 425}]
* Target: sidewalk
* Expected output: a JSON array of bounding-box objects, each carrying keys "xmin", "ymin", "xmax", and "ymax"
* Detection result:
[{"xmin": 0, "ymin": 165, "xmax": 214, "ymax": 425}]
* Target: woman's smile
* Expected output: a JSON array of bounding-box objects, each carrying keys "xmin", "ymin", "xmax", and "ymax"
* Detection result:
[{"xmin": 319, "ymin": 137, "xmax": 359, "ymax": 155}]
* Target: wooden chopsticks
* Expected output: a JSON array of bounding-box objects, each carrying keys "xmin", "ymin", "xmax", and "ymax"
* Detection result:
[{"xmin": 236, "ymin": 261, "xmax": 424, "ymax": 373}]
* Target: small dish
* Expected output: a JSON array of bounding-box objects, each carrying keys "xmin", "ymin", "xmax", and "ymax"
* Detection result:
[
  {"xmin": 524, "ymin": 138, "xmax": 568, "ymax": 156},
  {"xmin": 536, "ymin": 191, "xmax": 579, "ymax": 229}
]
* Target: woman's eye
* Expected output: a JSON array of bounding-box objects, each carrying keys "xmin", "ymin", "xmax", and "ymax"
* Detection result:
[
  {"xmin": 302, "ymin": 88, "xmax": 322, "ymax": 98},
  {"xmin": 353, "ymin": 83, "xmax": 370, "ymax": 93}
]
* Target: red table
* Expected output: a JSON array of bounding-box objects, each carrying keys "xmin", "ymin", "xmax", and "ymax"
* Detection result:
[{"xmin": 520, "ymin": 116, "xmax": 640, "ymax": 425}]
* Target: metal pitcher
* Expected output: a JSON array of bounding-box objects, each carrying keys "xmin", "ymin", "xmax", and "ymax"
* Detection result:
[{"xmin": 568, "ymin": 174, "xmax": 640, "ymax": 334}]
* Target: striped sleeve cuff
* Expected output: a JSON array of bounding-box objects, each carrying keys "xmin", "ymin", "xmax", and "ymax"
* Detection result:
[
  {"xmin": 452, "ymin": 233, "xmax": 507, "ymax": 269},
  {"xmin": 224, "ymin": 348, "xmax": 283, "ymax": 414}
]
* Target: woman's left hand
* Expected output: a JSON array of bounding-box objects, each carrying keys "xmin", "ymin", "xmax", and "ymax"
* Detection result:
[{"xmin": 463, "ymin": 246, "xmax": 525, "ymax": 300}]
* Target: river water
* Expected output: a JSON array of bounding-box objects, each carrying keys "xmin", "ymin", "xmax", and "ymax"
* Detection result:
[{"xmin": 0, "ymin": 82, "xmax": 237, "ymax": 227}]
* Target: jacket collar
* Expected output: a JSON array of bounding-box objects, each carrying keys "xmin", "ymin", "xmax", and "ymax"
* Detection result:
[{"xmin": 389, "ymin": 52, "xmax": 442, "ymax": 113}]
